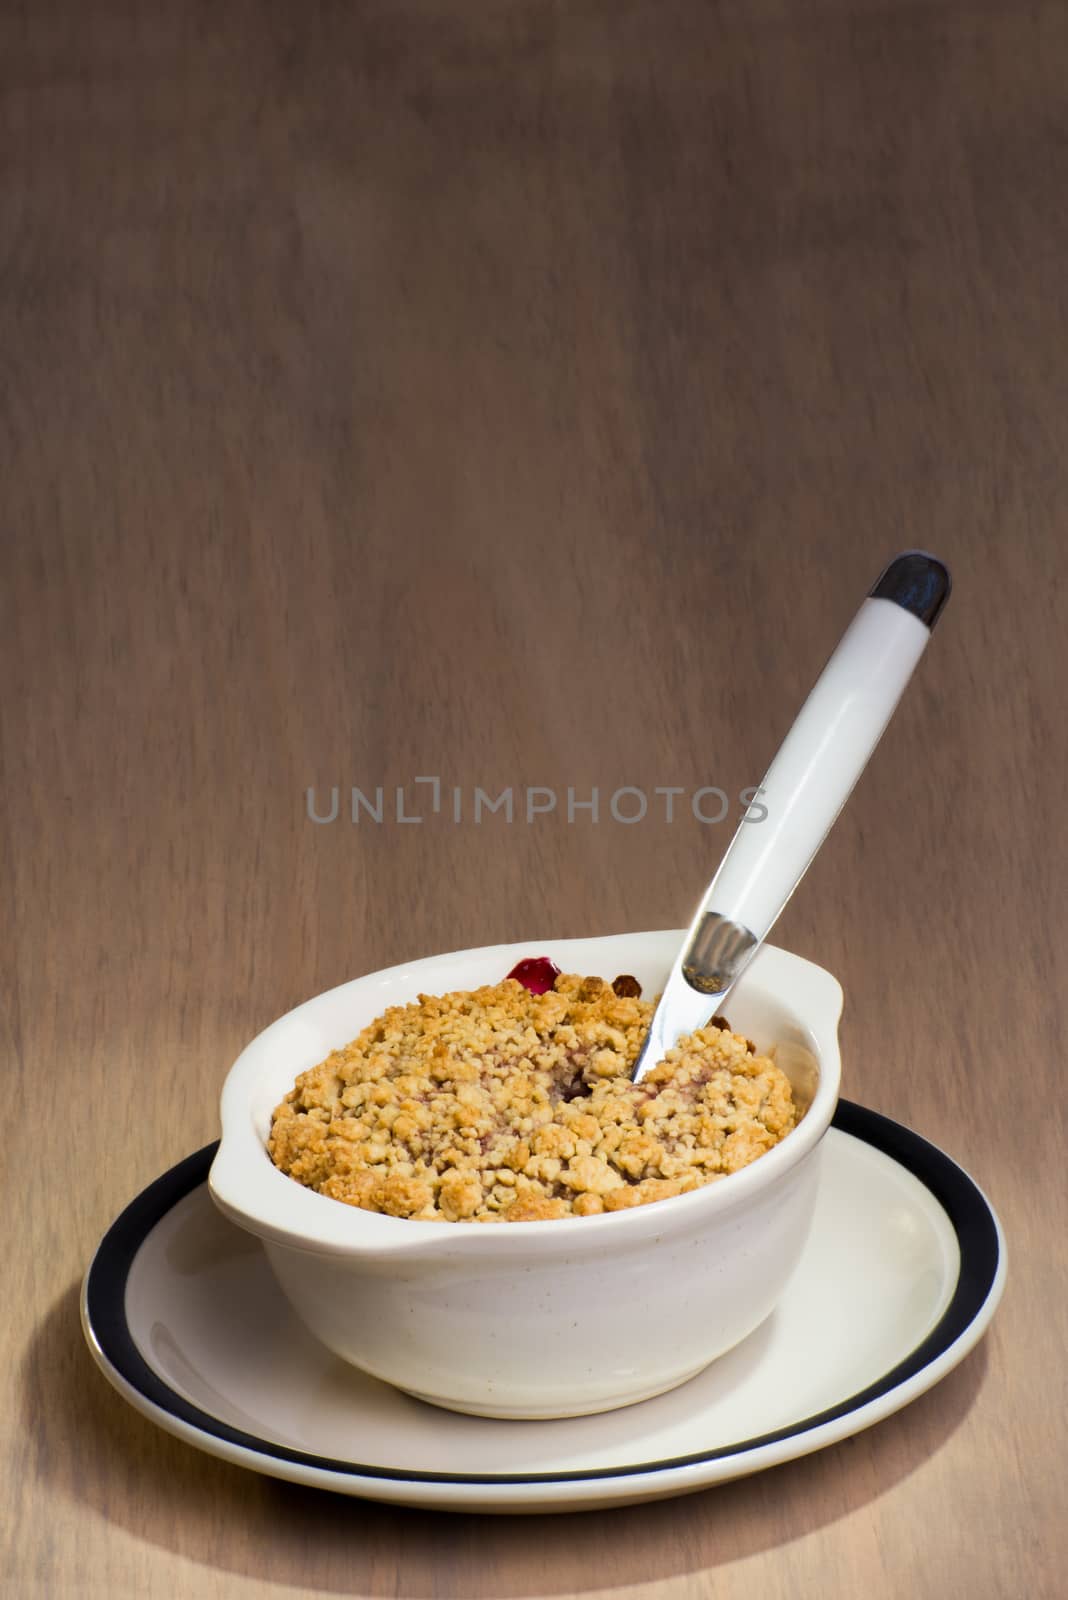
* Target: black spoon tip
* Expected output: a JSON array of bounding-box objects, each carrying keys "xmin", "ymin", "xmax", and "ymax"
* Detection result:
[{"xmin": 870, "ymin": 551, "xmax": 952, "ymax": 629}]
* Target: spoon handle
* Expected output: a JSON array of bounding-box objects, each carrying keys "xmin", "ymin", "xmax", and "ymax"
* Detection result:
[{"xmin": 632, "ymin": 551, "xmax": 951, "ymax": 1079}]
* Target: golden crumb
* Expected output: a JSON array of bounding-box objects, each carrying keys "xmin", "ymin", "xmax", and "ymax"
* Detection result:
[{"xmin": 267, "ymin": 973, "xmax": 797, "ymax": 1222}]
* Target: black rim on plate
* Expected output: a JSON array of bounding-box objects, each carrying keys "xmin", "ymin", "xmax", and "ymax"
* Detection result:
[{"xmin": 83, "ymin": 1100, "xmax": 1001, "ymax": 1486}]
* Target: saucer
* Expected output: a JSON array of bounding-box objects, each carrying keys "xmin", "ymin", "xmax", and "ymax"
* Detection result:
[{"xmin": 81, "ymin": 1102, "xmax": 1004, "ymax": 1513}]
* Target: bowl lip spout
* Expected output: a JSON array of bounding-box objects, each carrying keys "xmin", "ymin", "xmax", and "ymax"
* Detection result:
[{"xmin": 208, "ymin": 930, "xmax": 844, "ymax": 1258}]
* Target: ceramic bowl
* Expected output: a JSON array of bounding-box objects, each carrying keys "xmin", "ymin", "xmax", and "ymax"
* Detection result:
[{"xmin": 208, "ymin": 930, "xmax": 843, "ymax": 1419}]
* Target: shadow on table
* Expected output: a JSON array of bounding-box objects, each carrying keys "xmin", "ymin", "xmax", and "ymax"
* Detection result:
[{"xmin": 30, "ymin": 1279, "xmax": 988, "ymax": 1596}]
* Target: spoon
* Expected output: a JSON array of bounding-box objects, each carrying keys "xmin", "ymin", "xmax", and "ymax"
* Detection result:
[{"xmin": 630, "ymin": 550, "xmax": 951, "ymax": 1082}]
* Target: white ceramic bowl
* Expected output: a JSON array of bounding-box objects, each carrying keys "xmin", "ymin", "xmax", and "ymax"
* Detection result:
[{"xmin": 209, "ymin": 931, "xmax": 843, "ymax": 1419}]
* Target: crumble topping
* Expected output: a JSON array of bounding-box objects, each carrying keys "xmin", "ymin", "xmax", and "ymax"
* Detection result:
[{"xmin": 267, "ymin": 973, "xmax": 797, "ymax": 1222}]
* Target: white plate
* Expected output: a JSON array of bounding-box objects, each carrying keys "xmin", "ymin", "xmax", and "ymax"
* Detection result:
[{"xmin": 81, "ymin": 1103, "xmax": 1004, "ymax": 1513}]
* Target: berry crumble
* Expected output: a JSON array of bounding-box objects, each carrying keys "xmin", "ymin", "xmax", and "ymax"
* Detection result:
[{"xmin": 267, "ymin": 970, "xmax": 797, "ymax": 1222}]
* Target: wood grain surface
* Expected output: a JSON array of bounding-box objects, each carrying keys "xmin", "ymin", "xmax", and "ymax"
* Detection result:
[{"xmin": 2, "ymin": 2, "xmax": 1064, "ymax": 1596}]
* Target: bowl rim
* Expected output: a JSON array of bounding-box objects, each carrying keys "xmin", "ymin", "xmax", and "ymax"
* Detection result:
[{"xmin": 208, "ymin": 931, "xmax": 843, "ymax": 1255}]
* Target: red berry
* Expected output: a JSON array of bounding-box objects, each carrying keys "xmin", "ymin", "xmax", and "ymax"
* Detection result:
[{"xmin": 505, "ymin": 956, "xmax": 561, "ymax": 995}]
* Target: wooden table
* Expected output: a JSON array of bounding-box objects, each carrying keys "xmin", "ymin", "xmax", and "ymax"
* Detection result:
[{"xmin": 3, "ymin": 3, "xmax": 1063, "ymax": 1596}]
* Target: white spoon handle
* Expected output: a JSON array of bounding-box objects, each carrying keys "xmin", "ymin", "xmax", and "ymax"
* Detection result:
[{"xmin": 632, "ymin": 552, "xmax": 951, "ymax": 1079}]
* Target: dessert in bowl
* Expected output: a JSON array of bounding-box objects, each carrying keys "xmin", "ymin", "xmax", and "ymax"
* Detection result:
[
  {"xmin": 266, "ymin": 963, "xmax": 800, "ymax": 1222},
  {"xmin": 209, "ymin": 930, "xmax": 842, "ymax": 1419}
]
